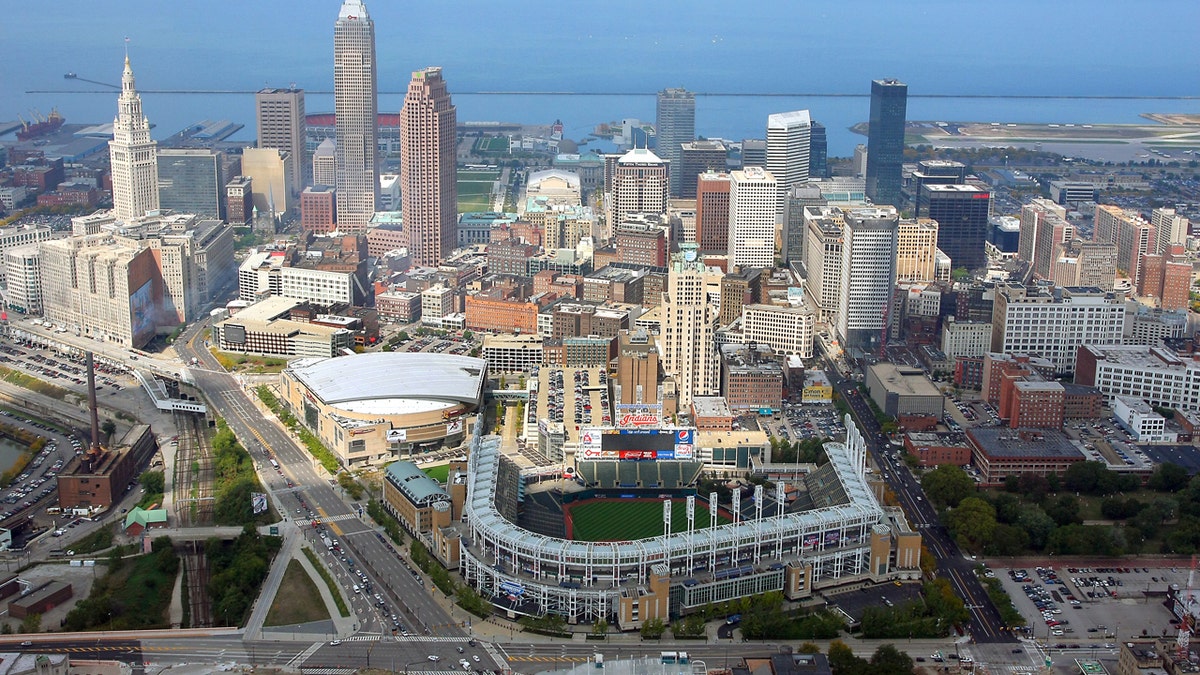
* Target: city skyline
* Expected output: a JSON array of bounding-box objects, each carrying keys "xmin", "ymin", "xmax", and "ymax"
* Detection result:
[{"xmin": 2, "ymin": 3, "xmax": 1195, "ymax": 163}]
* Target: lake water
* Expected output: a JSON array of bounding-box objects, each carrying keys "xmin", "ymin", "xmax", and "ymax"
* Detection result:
[
  {"xmin": 0, "ymin": 436, "xmax": 30, "ymax": 477},
  {"xmin": 2, "ymin": 1, "xmax": 1198, "ymax": 156}
]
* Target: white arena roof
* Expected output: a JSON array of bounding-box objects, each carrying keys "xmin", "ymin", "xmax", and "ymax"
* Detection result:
[{"xmin": 288, "ymin": 353, "xmax": 487, "ymax": 407}]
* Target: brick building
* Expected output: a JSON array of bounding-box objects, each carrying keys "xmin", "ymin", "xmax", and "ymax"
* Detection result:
[
  {"xmin": 300, "ymin": 185, "xmax": 337, "ymax": 234},
  {"xmin": 903, "ymin": 432, "xmax": 972, "ymax": 467},
  {"xmin": 1005, "ymin": 380, "xmax": 1065, "ymax": 429}
]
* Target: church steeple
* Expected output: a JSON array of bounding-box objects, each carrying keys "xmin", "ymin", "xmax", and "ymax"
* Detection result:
[{"xmin": 122, "ymin": 54, "xmax": 135, "ymax": 93}]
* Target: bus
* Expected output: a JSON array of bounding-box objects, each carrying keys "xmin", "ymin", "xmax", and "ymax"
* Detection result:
[{"xmin": 269, "ymin": 458, "xmax": 279, "ymax": 470}]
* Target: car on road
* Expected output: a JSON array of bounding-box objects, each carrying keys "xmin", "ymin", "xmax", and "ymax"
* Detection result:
[
  {"xmin": 20, "ymin": 641, "xmax": 32, "ymax": 647},
  {"xmin": 427, "ymin": 655, "xmax": 441, "ymax": 662},
  {"xmin": 329, "ymin": 640, "xmax": 342, "ymax": 646}
]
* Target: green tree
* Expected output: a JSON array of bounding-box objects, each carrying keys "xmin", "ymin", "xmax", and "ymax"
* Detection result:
[
  {"xmin": 101, "ymin": 419, "xmax": 117, "ymax": 442},
  {"xmin": 19, "ymin": 613, "xmax": 40, "ymax": 634},
  {"xmin": 640, "ymin": 617, "xmax": 666, "ymax": 639},
  {"xmin": 951, "ymin": 267, "xmax": 970, "ymax": 282},
  {"xmin": 0, "ymin": 623, "xmax": 10, "ymax": 634},
  {"xmin": 1148, "ymin": 463, "xmax": 1190, "ymax": 493},
  {"xmin": 1045, "ymin": 494, "xmax": 1082, "ymax": 527},
  {"xmin": 921, "ymin": 464, "xmax": 975, "ymax": 508},
  {"xmin": 985, "ymin": 523, "xmax": 1030, "ymax": 556},
  {"xmin": 139, "ymin": 470, "xmax": 165, "ymax": 495},
  {"xmin": 592, "ymin": 618, "xmax": 608, "ymax": 636},
  {"xmin": 799, "ymin": 643, "xmax": 821, "ymax": 654},
  {"xmin": 828, "ymin": 640, "xmax": 866, "ymax": 675},
  {"xmin": 869, "ymin": 644, "xmax": 915, "ymax": 675},
  {"xmin": 1016, "ymin": 505, "xmax": 1057, "ymax": 551},
  {"xmin": 946, "ymin": 497, "xmax": 997, "ymax": 553}
]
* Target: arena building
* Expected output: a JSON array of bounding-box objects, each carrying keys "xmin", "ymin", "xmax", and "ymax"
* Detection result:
[
  {"xmin": 449, "ymin": 413, "xmax": 921, "ymax": 630},
  {"xmin": 280, "ymin": 353, "xmax": 487, "ymax": 467}
]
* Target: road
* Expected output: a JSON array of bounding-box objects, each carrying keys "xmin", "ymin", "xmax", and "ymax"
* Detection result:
[
  {"xmin": 827, "ymin": 365, "xmax": 1014, "ymax": 644},
  {"xmin": 173, "ymin": 321, "xmax": 462, "ymax": 642}
]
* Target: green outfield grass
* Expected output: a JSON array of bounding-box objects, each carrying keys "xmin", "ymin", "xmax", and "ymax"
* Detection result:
[
  {"xmin": 566, "ymin": 498, "xmax": 731, "ymax": 542},
  {"xmin": 422, "ymin": 463, "xmax": 450, "ymax": 484},
  {"xmin": 457, "ymin": 169, "xmax": 501, "ymax": 213}
]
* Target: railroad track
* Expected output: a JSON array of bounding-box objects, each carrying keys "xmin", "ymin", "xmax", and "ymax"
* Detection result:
[{"xmin": 172, "ymin": 409, "xmax": 214, "ymax": 526}]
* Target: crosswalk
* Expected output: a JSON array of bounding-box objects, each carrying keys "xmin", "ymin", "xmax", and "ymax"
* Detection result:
[{"xmin": 287, "ymin": 641, "xmax": 324, "ymax": 669}]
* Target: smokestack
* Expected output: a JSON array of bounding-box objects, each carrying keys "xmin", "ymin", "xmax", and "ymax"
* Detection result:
[{"xmin": 86, "ymin": 351, "xmax": 101, "ymax": 452}]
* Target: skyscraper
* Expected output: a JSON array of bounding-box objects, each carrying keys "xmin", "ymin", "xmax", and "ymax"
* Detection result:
[
  {"xmin": 837, "ymin": 207, "xmax": 898, "ymax": 351},
  {"xmin": 256, "ymin": 87, "xmax": 306, "ymax": 196},
  {"xmin": 609, "ymin": 148, "xmax": 669, "ymax": 232},
  {"xmin": 920, "ymin": 184, "xmax": 991, "ymax": 272},
  {"xmin": 727, "ymin": 168, "xmax": 778, "ymax": 269},
  {"xmin": 660, "ymin": 245, "xmax": 718, "ymax": 408},
  {"xmin": 400, "ymin": 67, "xmax": 458, "ymax": 267},
  {"xmin": 157, "ymin": 149, "xmax": 225, "ymax": 220},
  {"xmin": 334, "ymin": 0, "xmax": 378, "ymax": 232},
  {"xmin": 864, "ymin": 79, "xmax": 907, "ymax": 208},
  {"xmin": 109, "ymin": 56, "xmax": 159, "ymax": 222},
  {"xmin": 678, "ymin": 140, "xmax": 726, "ymax": 199},
  {"xmin": 312, "ymin": 139, "xmax": 336, "ymax": 187},
  {"xmin": 656, "ymin": 88, "xmax": 695, "ymax": 198},
  {"xmin": 809, "ymin": 122, "xmax": 828, "ymax": 179},
  {"xmin": 695, "ymin": 172, "xmax": 731, "ymax": 254},
  {"xmin": 766, "ymin": 110, "xmax": 811, "ymax": 212}
]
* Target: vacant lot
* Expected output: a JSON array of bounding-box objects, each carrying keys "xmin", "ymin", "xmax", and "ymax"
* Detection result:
[{"xmin": 265, "ymin": 559, "xmax": 330, "ymax": 627}]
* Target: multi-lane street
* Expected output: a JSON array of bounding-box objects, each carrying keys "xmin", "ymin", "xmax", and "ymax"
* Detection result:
[
  {"xmin": 828, "ymin": 365, "xmax": 1013, "ymax": 643},
  {"xmin": 173, "ymin": 322, "xmax": 464, "ymax": 643}
]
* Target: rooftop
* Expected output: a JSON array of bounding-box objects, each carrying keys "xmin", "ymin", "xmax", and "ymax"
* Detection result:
[
  {"xmin": 617, "ymin": 148, "xmax": 664, "ymax": 165},
  {"xmin": 968, "ymin": 427, "xmax": 1086, "ymax": 460},
  {"xmin": 287, "ymin": 352, "xmax": 487, "ymax": 408},
  {"xmin": 384, "ymin": 461, "xmax": 449, "ymax": 507},
  {"xmin": 691, "ymin": 396, "xmax": 732, "ymax": 418},
  {"xmin": 866, "ymin": 363, "xmax": 941, "ymax": 397}
]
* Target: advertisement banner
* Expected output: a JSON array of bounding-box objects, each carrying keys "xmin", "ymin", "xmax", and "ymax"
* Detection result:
[
  {"xmin": 446, "ymin": 419, "xmax": 464, "ymax": 435},
  {"xmin": 386, "ymin": 429, "xmax": 407, "ymax": 443},
  {"xmin": 499, "ymin": 581, "xmax": 525, "ymax": 596},
  {"xmin": 673, "ymin": 444, "xmax": 693, "ymax": 460},
  {"xmin": 615, "ymin": 403, "xmax": 661, "ymax": 428},
  {"xmin": 803, "ymin": 534, "xmax": 819, "ymax": 549},
  {"xmin": 251, "ymin": 492, "xmax": 268, "ymax": 515},
  {"xmin": 823, "ymin": 530, "xmax": 841, "ymax": 546}
]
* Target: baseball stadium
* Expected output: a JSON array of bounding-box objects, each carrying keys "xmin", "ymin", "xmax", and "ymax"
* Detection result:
[{"xmin": 456, "ymin": 414, "xmax": 923, "ymax": 630}]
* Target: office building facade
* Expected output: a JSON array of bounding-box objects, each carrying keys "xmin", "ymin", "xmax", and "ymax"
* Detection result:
[
  {"xmin": 678, "ymin": 141, "xmax": 726, "ymax": 200},
  {"xmin": 655, "ymin": 88, "xmax": 695, "ymax": 198},
  {"xmin": 660, "ymin": 246, "xmax": 718, "ymax": 408},
  {"xmin": 695, "ymin": 172, "xmax": 731, "ymax": 254},
  {"xmin": 333, "ymin": 0, "xmax": 378, "ymax": 231},
  {"xmin": 864, "ymin": 79, "xmax": 907, "ymax": 208},
  {"xmin": 920, "ymin": 184, "xmax": 991, "ymax": 272},
  {"xmin": 727, "ymin": 168, "xmax": 778, "ymax": 269},
  {"xmin": 255, "ymin": 87, "xmax": 307, "ymax": 195},
  {"xmin": 157, "ymin": 149, "xmax": 225, "ymax": 220},
  {"xmin": 836, "ymin": 207, "xmax": 898, "ymax": 351},
  {"xmin": 400, "ymin": 67, "xmax": 458, "ymax": 267},
  {"xmin": 766, "ymin": 110, "xmax": 811, "ymax": 212}
]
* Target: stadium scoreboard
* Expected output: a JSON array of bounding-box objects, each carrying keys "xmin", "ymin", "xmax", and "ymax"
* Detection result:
[{"xmin": 578, "ymin": 427, "xmax": 695, "ymax": 460}]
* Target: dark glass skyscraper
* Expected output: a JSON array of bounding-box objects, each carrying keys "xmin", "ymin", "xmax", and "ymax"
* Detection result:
[
  {"xmin": 864, "ymin": 78, "xmax": 907, "ymax": 208},
  {"xmin": 656, "ymin": 88, "xmax": 695, "ymax": 198},
  {"xmin": 809, "ymin": 121, "xmax": 828, "ymax": 179},
  {"xmin": 921, "ymin": 183, "xmax": 992, "ymax": 272}
]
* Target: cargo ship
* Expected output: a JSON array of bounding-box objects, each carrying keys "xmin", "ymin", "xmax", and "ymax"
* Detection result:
[{"xmin": 16, "ymin": 108, "xmax": 65, "ymax": 141}]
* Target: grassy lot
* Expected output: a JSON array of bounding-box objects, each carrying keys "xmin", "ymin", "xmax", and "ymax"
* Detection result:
[
  {"xmin": 64, "ymin": 541, "xmax": 178, "ymax": 631},
  {"xmin": 457, "ymin": 169, "xmax": 500, "ymax": 213},
  {"xmin": 422, "ymin": 463, "xmax": 450, "ymax": 484},
  {"xmin": 0, "ymin": 365, "xmax": 75, "ymax": 400},
  {"xmin": 567, "ymin": 498, "xmax": 731, "ymax": 542},
  {"xmin": 303, "ymin": 547, "xmax": 350, "ymax": 617},
  {"xmin": 209, "ymin": 349, "xmax": 288, "ymax": 374},
  {"xmin": 265, "ymin": 559, "xmax": 331, "ymax": 627},
  {"xmin": 472, "ymin": 137, "xmax": 509, "ymax": 154}
]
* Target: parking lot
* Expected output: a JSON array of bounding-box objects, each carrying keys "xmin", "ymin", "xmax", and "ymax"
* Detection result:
[
  {"xmin": 383, "ymin": 329, "xmax": 478, "ymax": 357},
  {"xmin": 780, "ymin": 402, "xmax": 846, "ymax": 442},
  {"xmin": 993, "ymin": 566, "xmax": 1186, "ymax": 645}
]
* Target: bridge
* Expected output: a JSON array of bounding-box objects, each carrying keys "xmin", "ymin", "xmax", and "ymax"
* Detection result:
[
  {"xmin": 488, "ymin": 389, "xmax": 529, "ymax": 402},
  {"xmin": 134, "ymin": 369, "xmax": 207, "ymax": 414}
]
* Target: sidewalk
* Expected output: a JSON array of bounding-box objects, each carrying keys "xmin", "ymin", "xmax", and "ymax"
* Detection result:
[{"xmin": 291, "ymin": 538, "xmax": 358, "ymax": 638}]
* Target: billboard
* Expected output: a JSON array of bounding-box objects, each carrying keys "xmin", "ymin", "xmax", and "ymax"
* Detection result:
[
  {"xmin": 446, "ymin": 419, "xmax": 464, "ymax": 435},
  {"xmin": 578, "ymin": 427, "xmax": 695, "ymax": 460},
  {"xmin": 615, "ymin": 403, "xmax": 662, "ymax": 428},
  {"xmin": 251, "ymin": 492, "xmax": 268, "ymax": 515},
  {"xmin": 386, "ymin": 429, "xmax": 407, "ymax": 443}
]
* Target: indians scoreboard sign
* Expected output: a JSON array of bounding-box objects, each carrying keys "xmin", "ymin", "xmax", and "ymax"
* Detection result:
[
  {"xmin": 615, "ymin": 403, "xmax": 662, "ymax": 428},
  {"xmin": 578, "ymin": 427, "xmax": 694, "ymax": 460}
]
